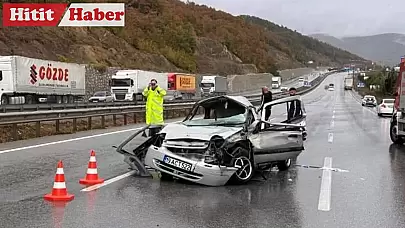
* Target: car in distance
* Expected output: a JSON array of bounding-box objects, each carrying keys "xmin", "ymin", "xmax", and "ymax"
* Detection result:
[
  {"xmin": 328, "ymin": 83, "xmax": 335, "ymax": 91},
  {"xmin": 88, "ymin": 91, "xmax": 114, "ymax": 102},
  {"xmin": 377, "ymin": 98, "xmax": 395, "ymax": 116},
  {"xmin": 115, "ymin": 95, "xmax": 307, "ymax": 186},
  {"xmin": 361, "ymin": 95, "xmax": 377, "ymax": 107}
]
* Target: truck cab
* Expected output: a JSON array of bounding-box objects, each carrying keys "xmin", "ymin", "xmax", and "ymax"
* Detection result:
[
  {"xmin": 110, "ymin": 72, "xmax": 136, "ymax": 102},
  {"xmin": 200, "ymin": 75, "xmax": 227, "ymax": 97},
  {"xmin": 271, "ymin": 76, "xmax": 281, "ymax": 89}
]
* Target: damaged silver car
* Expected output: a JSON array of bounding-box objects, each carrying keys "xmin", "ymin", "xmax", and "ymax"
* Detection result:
[{"xmin": 115, "ymin": 95, "xmax": 307, "ymax": 186}]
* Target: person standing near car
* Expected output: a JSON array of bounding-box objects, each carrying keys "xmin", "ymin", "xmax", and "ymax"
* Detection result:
[
  {"xmin": 288, "ymin": 87, "xmax": 306, "ymax": 139},
  {"xmin": 258, "ymin": 86, "xmax": 273, "ymax": 121},
  {"xmin": 287, "ymin": 87, "xmax": 302, "ymax": 120},
  {"xmin": 142, "ymin": 79, "xmax": 167, "ymax": 129}
]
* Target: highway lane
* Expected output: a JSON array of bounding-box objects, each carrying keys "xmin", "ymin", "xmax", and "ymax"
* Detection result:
[{"xmin": 2, "ymin": 71, "xmax": 405, "ymax": 227}]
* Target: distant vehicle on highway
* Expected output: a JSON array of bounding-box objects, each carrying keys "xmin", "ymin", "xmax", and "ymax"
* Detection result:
[
  {"xmin": 328, "ymin": 83, "xmax": 335, "ymax": 91},
  {"xmin": 200, "ymin": 75, "xmax": 227, "ymax": 97},
  {"xmin": 281, "ymin": 86, "xmax": 289, "ymax": 92},
  {"xmin": 361, "ymin": 95, "xmax": 377, "ymax": 107},
  {"xmin": 110, "ymin": 70, "xmax": 168, "ymax": 102},
  {"xmin": 271, "ymin": 76, "xmax": 282, "ymax": 89},
  {"xmin": 88, "ymin": 91, "xmax": 114, "ymax": 103},
  {"xmin": 167, "ymin": 73, "xmax": 196, "ymax": 100},
  {"xmin": 377, "ymin": 99, "xmax": 394, "ymax": 116}
]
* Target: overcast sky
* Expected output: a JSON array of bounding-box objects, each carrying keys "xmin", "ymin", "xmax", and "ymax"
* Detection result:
[{"xmin": 183, "ymin": 0, "xmax": 404, "ymax": 37}]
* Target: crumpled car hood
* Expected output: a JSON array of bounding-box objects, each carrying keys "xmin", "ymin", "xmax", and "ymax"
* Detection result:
[{"xmin": 161, "ymin": 123, "xmax": 242, "ymax": 141}]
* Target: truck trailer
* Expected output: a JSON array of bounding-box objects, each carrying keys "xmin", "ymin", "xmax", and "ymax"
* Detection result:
[
  {"xmin": 344, "ymin": 76, "xmax": 354, "ymax": 90},
  {"xmin": 110, "ymin": 70, "xmax": 168, "ymax": 102},
  {"xmin": 200, "ymin": 75, "xmax": 227, "ymax": 97},
  {"xmin": 167, "ymin": 73, "xmax": 196, "ymax": 100},
  {"xmin": 390, "ymin": 57, "xmax": 405, "ymax": 144},
  {"xmin": 0, "ymin": 55, "xmax": 86, "ymax": 105}
]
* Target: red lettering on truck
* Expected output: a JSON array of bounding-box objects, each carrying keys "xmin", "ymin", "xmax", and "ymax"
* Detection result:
[{"xmin": 34, "ymin": 63, "xmax": 69, "ymax": 84}]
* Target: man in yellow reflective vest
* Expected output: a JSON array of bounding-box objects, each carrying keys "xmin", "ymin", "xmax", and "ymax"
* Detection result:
[{"xmin": 142, "ymin": 79, "xmax": 167, "ymax": 129}]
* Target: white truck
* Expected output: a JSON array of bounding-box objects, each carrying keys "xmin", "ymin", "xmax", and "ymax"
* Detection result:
[
  {"xmin": 200, "ymin": 75, "xmax": 227, "ymax": 97},
  {"xmin": 271, "ymin": 76, "xmax": 281, "ymax": 89},
  {"xmin": 344, "ymin": 76, "xmax": 353, "ymax": 90},
  {"xmin": 0, "ymin": 55, "xmax": 85, "ymax": 105},
  {"xmin": 110, "ymin": 70, "xmax": 168, "ymax": 102}
]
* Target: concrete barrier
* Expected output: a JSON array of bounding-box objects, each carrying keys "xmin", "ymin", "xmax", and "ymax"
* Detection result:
[{"xmin": 227, "ymin": 73, "xmax": 273, "ymax": 93}]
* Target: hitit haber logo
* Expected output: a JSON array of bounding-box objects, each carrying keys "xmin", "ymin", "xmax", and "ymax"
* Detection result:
[{"xmin": 2, "ymin": 3, "xmax": 125, "ymax": 27}]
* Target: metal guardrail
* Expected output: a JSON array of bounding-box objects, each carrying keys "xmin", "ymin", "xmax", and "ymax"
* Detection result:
[
  {"xmin": 0, "ymin": 98, "xmax": 201, "ymax": 113},
  {"xmin": 0, "ymin": 71, "xmax": 335, "ymax": 142}
]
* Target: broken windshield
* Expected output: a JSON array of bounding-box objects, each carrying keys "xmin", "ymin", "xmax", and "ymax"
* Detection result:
[{"xmin": 184, "ymin": 98, "xmax": 248, "ymax": 126}]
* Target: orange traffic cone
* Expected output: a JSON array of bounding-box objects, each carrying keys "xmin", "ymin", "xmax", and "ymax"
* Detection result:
[
  {"xmin": 79, "ymin": 150, "xmax": 104, "ymax": 185},
  {"xmin": 44, "ymin": 161, "xmax": 74, "ymax": 202}
]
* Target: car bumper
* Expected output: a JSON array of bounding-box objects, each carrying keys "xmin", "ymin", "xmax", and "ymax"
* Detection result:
[
  {"xmin": 364, "ymin": 103, "xmax": 376, "ymax": 106},
  {"xmin": 379, "ymin": 107, "xmax": 394, "ymax": 114},
  {"xmin": 144, "ymin": 146, "xmax": 237, "ymax": 186}
]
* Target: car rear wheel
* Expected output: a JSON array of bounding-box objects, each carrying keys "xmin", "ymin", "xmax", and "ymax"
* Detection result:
[
  {"xmin": 378, "ymin": 112, "xmax": 382, "ymax": 117},
  {"xmin": 277, "ymin": 158, "xmax": 292, "ymax": 171}
]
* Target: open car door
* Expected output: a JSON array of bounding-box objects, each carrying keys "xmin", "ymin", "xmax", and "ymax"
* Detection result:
[{"xmin": 249, "ymin": 96, "xmax": 306, "ymax": 159}]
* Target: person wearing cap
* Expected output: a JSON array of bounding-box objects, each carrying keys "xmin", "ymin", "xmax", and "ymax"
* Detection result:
[
  {"xmin": 258, "ymin": 86, "xmax": 273, "ymax": 121},
  {"xmin": 142, "ymin": 79, "xmax": 167, "ymax": 127}
]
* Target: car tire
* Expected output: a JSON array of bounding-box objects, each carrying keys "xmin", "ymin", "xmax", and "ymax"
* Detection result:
[
  {"xmin": 390, "ymin": 122, "xmax": 405, "ymax": 144},
  {"xmin": 362, "ymin": 103, "xmax": 364, "ymax": 106},
  {"xmin": 378, "ymin": 113, "xmax": 382, "ymax": 117},
  {"xmin": 231, "ymin": 148, "xmax": 254, "ymax": 184},
  {"xmin": 277, "ymin": 158, "xmax": 292, "ymax": 171}
]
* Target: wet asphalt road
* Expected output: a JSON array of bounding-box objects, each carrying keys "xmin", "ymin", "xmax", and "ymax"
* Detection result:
[{"xmin": 1, "ymin": 72, "xmax": 405, "ymax": 228}]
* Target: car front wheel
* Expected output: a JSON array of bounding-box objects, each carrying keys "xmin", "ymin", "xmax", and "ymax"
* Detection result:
[
  {"xmin": 231, "ymin": 155, "xmax": 254, "ymax": 184},
  {"xmin": 277, "ymin": 158, "xmax": 292, "ymax": 171}
]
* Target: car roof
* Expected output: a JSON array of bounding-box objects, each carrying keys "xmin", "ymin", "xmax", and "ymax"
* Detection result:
[
  {"xmin": 364, "ymin": 95, "xmax": 375, "ymax": 98},
  {"xmin": 382, "ymin": 99, "xmax": 394, "ymax": 101},
  {"xmin": 196, "ymin": 95, "xmax": 253, "ymax": 108}
]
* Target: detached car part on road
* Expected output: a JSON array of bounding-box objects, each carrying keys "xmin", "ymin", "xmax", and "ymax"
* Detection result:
[{"xmin": 116, "ymin": 95, "xmax": 307, "ymax": 186}]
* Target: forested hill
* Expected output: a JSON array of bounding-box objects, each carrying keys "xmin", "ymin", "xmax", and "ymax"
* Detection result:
[
  {"xmin": 240, "ymin": 15, "xmax": 365, "ymax": 66},
  {"xmin": 0, "ymin": 0, "xmax": 366, "ymax": 75}
]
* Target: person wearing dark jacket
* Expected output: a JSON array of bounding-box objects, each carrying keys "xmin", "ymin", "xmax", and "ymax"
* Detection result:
[
  {"xmin": 287, "ymin": 87, "xmax": 302, "ymax": 120},
  {"xmin": 258, "ymin": 87, "xmax": 273, "ymax": 121},
  {"xmin": 288, "ymin": 87, "xmax": 306, "ymax": 140}
]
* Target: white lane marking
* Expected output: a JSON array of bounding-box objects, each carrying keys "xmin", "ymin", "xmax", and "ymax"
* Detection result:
[
  {"xmin": 318, "ymin": 157, "xmax": 333, "ymax": 211},
  {"xmin": 81, "ymin": 170, "xmax": 136, "ymax": 192},
  {"xmin": 333, "ymin": 110, "xmax": 335, "ymax": 114},
  {"xmin": 0, "ymin": 121, "xmax": 182, "ymax": 154},
  {"xmin": 330, "ymin": 121, "xmax": 334, "ymax": 128},
  {"xmin": 328, "ymin": 133, "xmax": 333, "ymax": 143},
  {"xmin": 332, "ymin": 115, "xmax": 335, "ymax": 119}
]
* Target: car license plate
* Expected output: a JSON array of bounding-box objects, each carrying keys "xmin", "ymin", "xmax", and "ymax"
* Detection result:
[{"xmin": 163, "ymin": 155, "xmax": 192, "ymax": 172}]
